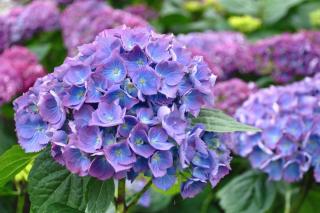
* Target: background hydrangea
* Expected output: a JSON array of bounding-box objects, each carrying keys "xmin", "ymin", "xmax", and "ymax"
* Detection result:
[
  {"xmin": 0, "ymin": 0, "xmax": 60, "ymax": 52},
  {"xmin": 61, "ymin": 0, "xmax": 149, "ymax": 56},
  {"xmin": 178, "ymin": 31, "xmax": 255, "ymax": 80},
  {"xmin": 230, "ymin": 74, "xmax": 320, "ymax": 182},
  {"xmin": 14, "ymin": 27, "xmax": 231, "ymax": 198},
  {"xmin": 124, "ymin": 4, "xmax": 158, "ymax": 21},
  {"xmin": 214, "ymin": 78, "xmax": 256, "ymax": 115},
  {"xmin": 250, "ymin": 31, "xmax": 320, "ymax": 83},
  {"xmin": 0, "ymin": 45, "xmax": 46, "ymax": 105}
]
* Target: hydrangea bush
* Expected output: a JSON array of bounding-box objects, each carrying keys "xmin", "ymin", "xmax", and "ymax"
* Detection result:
[
  {"xmin": 0, "ymin": 0, "xmax": 60, "ymax": 52},
  {"xmin": 214, "ymin": 78, "xmax": 256, "ymax": 115},
  {"xmin": 61, "ymin": 1, "xmax": 149, "ymax": 55},
  {"xmin": 230, "ymin": 74, "xmax": 320, "ymax": 182},
  {"xmin": 0, "ymin": 45, "xmax": 45, "ymax": 105},
  {"xmin": 178, "ymin": 31, "xmax": 255, "ymax": 80},
  {"xmin": 251, "ymin": 31, "xmax": 320, "ymax": 83},
  {"xmin": 14, "ymin": 27, "xmax": 232, "ymax": 199},
  {"xmin": 124, "ymin": 4, "xmax": 158, "ymax": 21}
]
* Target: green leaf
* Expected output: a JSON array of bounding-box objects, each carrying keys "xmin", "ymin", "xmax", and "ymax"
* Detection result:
[
  {"xmin": 0, "ymin": 145, "xmax": 38, "ymax": 187},
  {"xmin": 191, "ymin": 109, "xmax": 260, "ymax": 133},
  {"xmin": 260, "ymin": 0, "xmax": 305, "ymax": 24},
  {"xmin": 300, "ymin": 187, "xmax": 320, "ymax": 213},
  {"xmin": 217, "ymin": 171, "xmax": 276, "ymax": 213},
  {"xmin": 138, "ymin": 189, "xmax": 172, "ymax": 212},
  {"xmin": 289, "ymin": 2, "xmax": 320, "ymax": 29},
  {"xmin": 85, "ymin": 178, "xmax": 114, "ymax": 213},
  {"xmin": 28, "ymin": 43, "xmax": 51, "ymax": 61},
  {"xmin": 28, "ymin": 150, "xmax": 89, "ymax": 213},
  {"xmin": 46, "ymin": 203, "xmax": 83, "ymax": 213},
  {"xmin": 219, "ymin": 0, "xmax": 260, "ymax": 15}
]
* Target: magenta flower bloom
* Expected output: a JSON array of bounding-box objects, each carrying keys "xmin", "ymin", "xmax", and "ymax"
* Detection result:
[
  {"xmin": 0, "ymin": 17, "xmax": 10, "ymax": 52},
  {"xmin": 230, "ymin": 74, "xmax": 320, "ymax": 183},
  {"xmin": 14, "ymin": 27, "xmax": 231, "ymax": 198},
  {"xmin": 214, "ymin": 78, "xmax": 256, "ymax": 115},
  {"xmin": 178, "ymin": 31, "xmax": 255, "ymax": 80},
  {"xmin": 0, "ymin": 0, "xmax": 59, "ymax": 51},
  {"xmin": 61, "ymin": 0, "xmax": 149, "ymax": 55},
  {"xmin": 0, "ymin": 46, "xmax": 45, "ymax": 105},
  {"xmin": 251, "ymin": 31, "xmax": 320, "ymax": 83},
  {"xmin": 124, "ymin": 4, "xmax": 158, "ymax": 21}
]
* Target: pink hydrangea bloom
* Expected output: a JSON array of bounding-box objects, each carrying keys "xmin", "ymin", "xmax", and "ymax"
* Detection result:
[
  {"xmin": 214, "ymin": 78, "xmax": 256, "ymax": 115},
  {"xmin": 0, "ymin": 0, "xmax": 60, "ymax": 52},
  {"xmin": 61, "ymin": 0, "xmax": 149, "ymax": 55},
  {"xmin": 0, "ymin": 46, "xmax": 46, "ymax": 104},
  {"xmin": 178, "ymin": 32, "xmax": 255, "ymax": 80},
  {"xmin": 124, "ymin": 4, "xmax": 158, "ymax": 21}
]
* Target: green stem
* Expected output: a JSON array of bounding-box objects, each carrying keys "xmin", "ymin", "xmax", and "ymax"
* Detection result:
[
  {"xmin": 127, "ymin": 179, "xmax": 152, "ymax": 211},
  {"xmin": 116, "ymin": 179, "xmax": 126, "ymax": 213},
  {"xmin": 284, "ymin": 190, "xmax": 292, "ymax": 213},
  {"xmin": 15, "ymin": 183, "xmax": 25, "ymax": 213},
  {"xmin": 201, "ymin": 193, "xmax": 214, "ymax": 213},
  {"xmin": 16, "ymin": 194, "xmax": 25, "ymax": 213},
  {"xmin": 290, "ymin": 173, "xmax": 313, "ymax": 213}
]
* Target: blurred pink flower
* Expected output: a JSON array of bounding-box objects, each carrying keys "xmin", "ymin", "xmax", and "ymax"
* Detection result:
[{"xmin": 0, "ymin": 46, "xmax": 46, "ymax": 104}]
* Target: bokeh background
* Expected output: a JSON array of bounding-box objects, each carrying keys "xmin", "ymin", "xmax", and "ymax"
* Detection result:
[{"xmin": 1, "ymin": 0, "xmax": 320, "ymax": 212}]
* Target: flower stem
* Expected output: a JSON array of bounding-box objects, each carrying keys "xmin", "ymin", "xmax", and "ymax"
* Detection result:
[
  {"xmin": 15, "ymin": 183, "xmax": 24, "ymax": 213},
  {"xmin": 290, "ymin": 173, "xmax": 313, "ymax": 213},
  {"xmin": 116, "ymin": 179, "xmax": 126, "ymax": 213},
  {"xmin": 127, "ymin": 179, "xmax": 152, "ymax": 211},
  {"xmin": 284, "ymin": 189, "xmax": 292, "ymax": 213}
]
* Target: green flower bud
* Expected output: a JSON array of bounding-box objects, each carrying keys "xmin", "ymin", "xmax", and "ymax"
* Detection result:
[
  {"xmin": 228, "ymin": 15, "xmax": 261, "ymax": 33},
  {"xmin": 310, "ymin": 9, "xmax": 320, "ymax": 28},
  {"xmin": 14, "ymin": 162, "xmax": 33, "ymax": 183}
]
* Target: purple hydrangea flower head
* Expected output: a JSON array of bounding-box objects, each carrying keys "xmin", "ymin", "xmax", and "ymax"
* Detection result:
[
  {"xmin": 0, "ymin": 16, "xmax": 10, "ymax": 51},
  {"xmin": 250, "ymin": 31, "xmax": 320, "ymax": 83},
  {"xmin": 214, "ymin": 78, "xmax": 256, "ymax": 115},
  {"xmin": 178, "ymin": 31, "xmax": 255, "ymax": 80},
  {"xmin": 61, "ymin": 0, "xmax": 149, "ymax": 55},
  {"xmin": 2, "ymin": 0, "xmax": 60, "ymax": 47},
  {"xmin": 14, "ymin": 26, "xmax": 231, "ymax": 198},
  {"xmin": 0, "ymin": 46, "xmax": 46, "ymax": 105},
  {"xmin": 230, "ymin": 74, "xmax": 320, "ymax": 182}
]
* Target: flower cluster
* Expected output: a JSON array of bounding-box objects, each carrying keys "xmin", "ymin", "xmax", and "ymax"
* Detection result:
[
  {"xmin": 61, "ymin": 0, "xmax": 149, "ymax": 56},
  {"xmin": 14, "ymin": 27, "xmax": 231, "ymax": 198},
  {"xmin": 250, "ymin": 31, "xmax": 320, "ymax": 83},
  {"xmin": 124, "ymin": 4, "xmax": 158, "ymax": 21},
  {"xmin": 178, "ymin": 31, "xmax": 255, "ymax": 80},
  {"xmin": 0, "ymin": 0, "xmax": 60, "ymax": 52},
  {"xmin": 0, "ymin": 45, "xmax": 45, "ymax": 105},
  {"xmin": 0, "ymin": 16, "xmax": 10, "ymax": 51},
  {"xmin": 214, "ymin": 78, "xmax": 256, "ymax": 115},
  {"xmin": 230, "ymin": 75, "xmax": 320, "ymax": 182}
]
